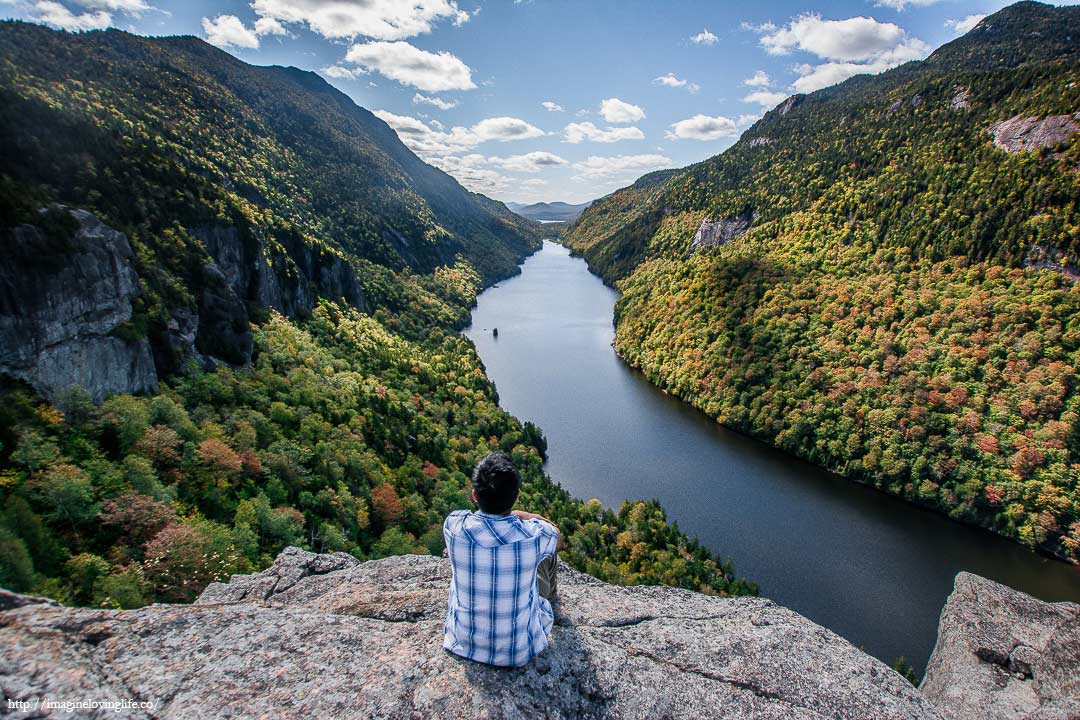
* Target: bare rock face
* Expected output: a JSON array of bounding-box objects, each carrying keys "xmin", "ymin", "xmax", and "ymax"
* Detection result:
[
  {"xmin": 989, "ymin": 114, "xmax": 1080, "ymax": 153},
  {"xmin": 920, "ymin": 572, "xmax": 1080, "ymax": 720},
  {"xmin": 0, "ymin": 208, "xmax": 157, "ymax": 401},
  {"xmin": 691, "ymin": 211, "xmax": 758, "ymax": 251},
  {"xmin": 0, "ymin": 550, "xmax": 943, "ymax": 720}
]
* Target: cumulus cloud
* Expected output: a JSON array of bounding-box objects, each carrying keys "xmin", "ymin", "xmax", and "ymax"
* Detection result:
[
  {"xmin": 254, "ymin": 16, "xmax": 287, "ymax": 36},
  {"xmin": 874, "ymin": 0, "xmax": 940, "ymax": 10},
  {"xmin": 758, "ymin": 13, "xmax": 906, "ymax": 60},
  {"xmin": 653, "ymin": 73, "xmax": 700, "ymax": 93},
  {"xmin": 563, "ymin": 122, "xmax": 645, "ymax": 144},
  {"xmin": 202, "ymin": 15, "xmax": 260, "ymax": 49},
  {"xmin": 471, "ymin": 117, "xmax": 546, "ymax": 142},
  {"xmin": 373, "ymin": 110, "xmax": 545, "ymax": 158},
  {"xmin": 32, "ymin": 1, "xmax": 111, "ymax": 30},
  {"xmin": 487, "ymin": 151, "xmax": 568, "ymax": 172},
  {"xmin": 542, "ymin": 101, "xmax": 563, "ymax": 112},
  {"xmin": 945, "ymin": 14, "xmax": 986, "ymax": 34},
  {"xmin": 202, "ymin": 11, "xmax": 292, "ymax": 49},
  {"xmin": 737, "ymin": 113, "xmax": 763, "ymax": 126},
  {"xmin": 249, "ymin": 0, "xmax": 469, "ymax": 40},
  {"xmin": 572, "ymin": 154, "xmax": 673, "ymax": 180},
  {"xmin": 76, "ymin": 0, "xmax": 149, "ymax": 10},
  {"xmin": 414, "ymin": 151, "xmax": 565, "ymax": 196},
  {"xmin": 413, "ymin": 93, "xmax": 458, "ymax": 110},
  {"xmin": 427, "ymin": 153, "xmax": 510, "ymax": 195},
  {"xmin": 345, "ymin": 41, "xmax": 475, "ymax": 91},
  {"xmin": 744, "ymin": 70, "xmax": 771, "ymax": 87},
  {"xmin": 690, "ymin": 28, "xmax": 718, "ymax": 45},
  {"xmin": 665, "ymin": 114, "xmax": 738, "ymax": 141},
  {"xmin": 600, "ymin": 98, "xmax": 645, "ymax": 123},
  {"xmin": 742, "ymin": 89, "xmax": 789, "ymax": 108},
  {"xmin": 748, "ymin": 13, "xmax": 930, "ymax": 93},
  {"xmin": 321, "ymin": 65, "xmax": 364, "ymax": 80}
]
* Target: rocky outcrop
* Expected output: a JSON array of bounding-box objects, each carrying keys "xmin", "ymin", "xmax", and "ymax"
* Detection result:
[
  {"xmin": 691, "ymin": 211, "xmax": 758, "ymax": 251},
  {"xmin": 0, "ymin": 208, "xmax": 157, "ymax": 401},
  {"xmin": 989, "ymin": 114, "xmax": 1080, "ymax": 153},
  {"xmin": 920, "ymin": 572, "xmax": 1080, "ymax": 720},
  {"xmin": 0, "ymin": 549, "xmax": 943, "ymax": 719}
]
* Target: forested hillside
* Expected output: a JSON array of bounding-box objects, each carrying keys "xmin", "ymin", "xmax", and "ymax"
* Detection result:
[
  {"xmin": 564, "ymin": 1, "xmax": 1080, "ymax": 562},
  {"xmin": 0, "ymin": 23, "xmax": 755, "ymax": 606}
]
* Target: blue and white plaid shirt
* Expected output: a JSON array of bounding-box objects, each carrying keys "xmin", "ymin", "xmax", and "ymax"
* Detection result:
[{"xmin": 442, "ymin": 510, "xmax": 559, "ymax": 667}]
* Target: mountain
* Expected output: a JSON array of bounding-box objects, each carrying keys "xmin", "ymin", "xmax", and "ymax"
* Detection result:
[
  {"xmin": 564, "ymin": 1, "xmax": 1080, "ymax": 562},
  {"xmin": 0, "ymin": 24, "xmax": 755, "ymax": 607},
  {"xmin": 510, "ymin": 200, "xmax": 594, "ymax": 222}
]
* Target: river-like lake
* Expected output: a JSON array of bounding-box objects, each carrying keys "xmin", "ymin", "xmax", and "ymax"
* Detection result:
[{"xmin": 465, "ymin": 240, "xmax": 1080, "ymax": 674}]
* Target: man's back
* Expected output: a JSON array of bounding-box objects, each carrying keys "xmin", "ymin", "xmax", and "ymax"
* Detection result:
[{"xmin": 442, "ymin": 509, "xmax": 559, "ymax": 667}]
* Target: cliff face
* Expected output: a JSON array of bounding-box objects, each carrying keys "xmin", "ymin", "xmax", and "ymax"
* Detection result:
[
  {"xmin": 920, "ymin": 572, "xmax": 1080, "ymax": 720},
  {"xmin": 0, "ymin": 548, "xmax": 942, "ymax": 719},
  {"xmin": 0, "ymin": 208, "xmax": 157, "ymax": 401}
]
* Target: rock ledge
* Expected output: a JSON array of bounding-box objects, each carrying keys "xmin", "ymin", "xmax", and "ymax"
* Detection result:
[{"xmin": 0, "ymin": 549, "xmax": 941, "ymax": 719}]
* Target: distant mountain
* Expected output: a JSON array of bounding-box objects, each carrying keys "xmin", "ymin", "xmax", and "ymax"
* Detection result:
[
  {"xmin": 510, "ymin": 201, "xmax": 593, "ymax": 222},
  {"xmin": 564, "ymin": 1, "xmax": 1080, "ymax": 562}
]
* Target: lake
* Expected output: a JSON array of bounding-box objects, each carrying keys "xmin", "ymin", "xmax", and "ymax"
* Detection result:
[{"xmin": 464, "ymin": 240, "xmax": 1080, "ymax": 675}]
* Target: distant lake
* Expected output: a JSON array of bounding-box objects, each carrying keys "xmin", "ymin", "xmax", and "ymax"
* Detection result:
[{"xmin": 465, "ymin": 240, "xmax": 1080, "ymax": 675}]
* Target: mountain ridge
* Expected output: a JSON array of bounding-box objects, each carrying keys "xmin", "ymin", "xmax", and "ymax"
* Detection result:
[{"xmin": 563, "ymin": 0, "xmax": 1080, "ymax": 562}]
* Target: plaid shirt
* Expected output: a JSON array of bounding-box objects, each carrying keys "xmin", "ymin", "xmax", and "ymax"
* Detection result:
[{"xmin": 442, "ymin": 510, "xmax": 558, "ymax": 667}]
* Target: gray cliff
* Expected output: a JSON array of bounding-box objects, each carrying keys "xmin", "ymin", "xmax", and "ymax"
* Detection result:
[
  {"xmin": 1, "ymin": 208, "xmax": 370, "ymax": 398},
  {"xmin": 920, "ymin": 572, "xmax": 1080, "ymax": 720},
  {"xmin": 1, "ymin": 548, "xmax": 942, "ymax": 719},
  {"xmin": 0, "ymin": 208, "xmax": 157, "ymax": 402},
  {"xmin": 3, "ymin": 549, "xmax": 1076, "ymax": 718}
]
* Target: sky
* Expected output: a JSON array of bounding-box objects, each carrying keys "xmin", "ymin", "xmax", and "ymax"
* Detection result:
[{"xmin": 2, "ymin": 0, "xmax": 1074, "ymax": 204}]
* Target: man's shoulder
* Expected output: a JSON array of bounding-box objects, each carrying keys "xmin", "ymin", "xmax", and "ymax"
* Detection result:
[{"xmin": 440, "ymin": 509, "xmax": 470, "ymax": 533}]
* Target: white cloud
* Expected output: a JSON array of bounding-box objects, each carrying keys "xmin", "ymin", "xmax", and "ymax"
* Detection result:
[
  {"xmin": 487, "ymin": 151, "xmax": 568, "ymax": 172},
  {"xmin": 748, "ymin": 13, "xmax": 930, "ymax": 94},
  {"xmin": 665, "ymin": 114, "xmax": 738, "ymax": 141},
  {"xmin": 758, "ymin": 14, "xmax": 906, "ymax": 61},
  {"xmin": 471, "ymin": 116, "xmax": 546, "ymax": 142},
  {"xmin": 600, "ymin": 97, "xmax": 645, "ymax": 123},
  {"xmin": 945, "ymin": 14, "xmax": 986, "ymax": 34},
  {"xmin": 321, "ymin": 65, "xmax": 364, "ymax": 80},
  {"xmin": 75, "ymin": 0, "xmax": 149, "ymax": 11},
  {"xmin": 254, "ymin": 16, "xmax": 287, "ymax": 35},
  {"xmin": 522, "ymin": 178, "xmax": 547, "ymax": 186},
  {"xmin": 413, "ymin": 93, "xmax": 458, "ymax": 110},
  {"xmin": 344, "ymin": 41, "xmax": 475, "ymax": 91},
  {"xmin": 373, "ymin": 111, "xmax": 546, "ymax": 158},
  {"xmin": 428, "ymin": 154, "xmax": 510, "ymax": 195},
  {"xmin": 742, "ymin": 90, "xmax": 789, "ymax": 108},
  {"xmin": 572, "ymin": 154, "xmax": 673, "ymax": 180},
  {"xmin": 789, "ymin": 37, "xmax": 929, "ymax": 92},
  {"xmin": 201, "ymin": 15, "xmax": 260, "ymax": 49},
  {"xmin": 874, "ymin": 0, "xmax": 940, "ymax": 10},
  {"xmin": 744, "ymin": 70, "xmax": 771, "ymax": 87},
  {"xmin": 653, "ymin": 73, "xmax": 700, "ymax": 93},
  {"xmin": 542, "ymin": 101, "xmax": 563, "ymax": 112},
  {"xmin": 690, "ymin": 28, "xmax": 718, "ymax": 45},
  {"xmin": 250, "ymin": 0, "xmax": 469, "ymax": 40},
  {"xmin": 563, "ymin": 122, "xmax": 645, "ymax": 144},
  {"xmin": 737, "ymin": 113, "xmax": 763, "ymax": 125},
  {"xmin": 33, "ymin": 1, "xmax": 111, "ymax": 30}
]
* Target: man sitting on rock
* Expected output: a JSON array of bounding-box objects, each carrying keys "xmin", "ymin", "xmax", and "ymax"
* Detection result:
[{"xmin": 442, "ymin": 451, "xmax": 560, "ymax": 667}]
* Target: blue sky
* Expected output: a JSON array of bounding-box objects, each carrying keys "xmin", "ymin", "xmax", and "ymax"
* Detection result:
[{"xmin": 2, "ymin": 0, "xmax": 1072, "ymax": 204}]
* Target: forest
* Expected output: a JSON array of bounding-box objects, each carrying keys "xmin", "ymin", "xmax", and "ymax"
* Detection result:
[
  {"xmin": 565, "ymin": 1, "xmax": 1080, "ymax": 562},
  {"xmin": 0, "ymin": 22, "xmax": 756, "ymax": 605}
]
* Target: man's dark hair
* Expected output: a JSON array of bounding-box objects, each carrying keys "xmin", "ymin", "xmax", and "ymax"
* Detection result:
[{"xmin": 471, "ymin": 452, "xmax": 520, "ymax": 514}]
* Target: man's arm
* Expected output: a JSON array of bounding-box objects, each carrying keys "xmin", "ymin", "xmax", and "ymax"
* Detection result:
[{"xmin": 511, "ymin": 509, "xmax": 559, "ymax": 536}]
